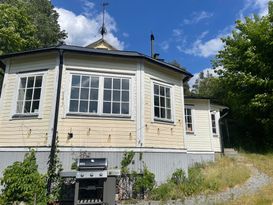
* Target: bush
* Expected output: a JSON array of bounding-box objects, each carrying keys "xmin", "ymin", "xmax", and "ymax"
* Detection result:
[{"xmin": 0, "ymin": 150, "xmax": 47, "ymax": 204}]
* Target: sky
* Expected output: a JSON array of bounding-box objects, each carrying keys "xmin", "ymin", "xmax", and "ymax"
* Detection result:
[{"xmin": 51, "ymin": 0, "xmax": 269, "ymax": 85}]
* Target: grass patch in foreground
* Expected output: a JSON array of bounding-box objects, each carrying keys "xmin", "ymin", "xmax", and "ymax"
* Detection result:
[
  {"xmin": 221, "ymin": 153, "xmax": 273, "ymax": 205},
  {"xmin": 150, "ymin": 156, "xmax": 250, "ymax": 201}
]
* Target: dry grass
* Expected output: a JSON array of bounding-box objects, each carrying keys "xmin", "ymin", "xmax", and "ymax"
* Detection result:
[
  {"xmin": 202, "ymin": 156, "xmax": 251, "ymax": 193},
  {"xmin": 221, "ymin": 153, "xmax": 273, "ymax": 205}
]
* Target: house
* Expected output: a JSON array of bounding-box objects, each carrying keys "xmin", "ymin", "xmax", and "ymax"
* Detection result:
[{"xmin": 0, "ymin": 39, "xmax": 226, "ymax": 183}]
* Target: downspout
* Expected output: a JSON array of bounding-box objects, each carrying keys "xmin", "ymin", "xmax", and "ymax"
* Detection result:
[
  {"xmin": 219, "ymin": 109, "xmax": 229, "ymax": 154},
  {"xmin": 47, "ymin": 49, "xmax": 64, "ymax": 195},
  {"xmin": 0, "ymin": 60, "xmax": 6, "ymax": 97}
]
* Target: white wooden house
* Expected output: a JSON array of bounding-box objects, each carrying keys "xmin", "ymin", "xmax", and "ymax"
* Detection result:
[{"xmin": 0, "ymin": 40, "xmax": 225, "ymax": 183}]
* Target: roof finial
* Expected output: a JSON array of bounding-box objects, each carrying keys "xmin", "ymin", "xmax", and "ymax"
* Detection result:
[{"xmin": 99, "ymin": 2, "xmax": 109, "ymax": 39}]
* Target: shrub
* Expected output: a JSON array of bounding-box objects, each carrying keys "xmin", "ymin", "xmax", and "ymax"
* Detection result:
[
  {"xmin": 0, "ymin": 150, "xmax": 47, "ymax": 204},
  {"xmin": 132, "ymin": 166, "xmax": 155, "ymax": 195}
]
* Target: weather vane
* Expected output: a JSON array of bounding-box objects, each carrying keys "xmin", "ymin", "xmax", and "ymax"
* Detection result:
[{"xmin": 100, "ymin": 2, "xmax": 109, "ymax": 39}]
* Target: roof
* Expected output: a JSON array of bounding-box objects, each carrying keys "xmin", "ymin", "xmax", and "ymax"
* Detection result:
[
  {"xmin": 0, "ymin": 44, "xmax": 193, "ymax": 77},
  {"xmin": 185, "ymin": 95, "xmax": 228, "ymax": 109},
  {"xmin": 184, "ymin": 95, "xmax": 212, "ymax": 100}
]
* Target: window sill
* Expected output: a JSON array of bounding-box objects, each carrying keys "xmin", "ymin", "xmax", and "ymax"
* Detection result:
[
  {"xmin": 186, "ymin": 131, "xmax": 195, "ymax": 135},
  {"xmin": 11, "ymin": 114, "xmax": 40, "ymax": 120},
  {"xmin": 153, "ymin": 119, "xmax": 174, "ymax": 125},
  {"xmin": 66, "ymin": 113, "xmax": 133, "ymax": 120},
  {"xmin": 213, "ymin": 134, "xmax": 219, "ymax": 137}
]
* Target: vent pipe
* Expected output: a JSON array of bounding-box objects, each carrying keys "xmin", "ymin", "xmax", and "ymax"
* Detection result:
[{"xmin": 150, "ymin": 33, "xmax": 155, "ymax": 58}]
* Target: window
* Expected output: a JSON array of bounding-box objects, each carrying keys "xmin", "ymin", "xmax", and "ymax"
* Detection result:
[
  {"xmin": 16, "ymin": 75, "xmax": 43, "ymax": 115},
  {"xmin": 103, "ymin": 77, "xmax": 129, "ymax": 115},
  {"xmin": 211, "ymin": 113, "xmax": 217, "ymax": 135},
  {"xmin": 69, "ymin": 75, "xmax": 99, "ymax": 114},
  {"xmin": 185, "ymin": 107, "xmax": 193, "ymax": 132},
  {"xmin": 69, "ymin": 74, "xmax": 130, "ymax": 116},
  {"xmin": 153, "ymin": 83, "xmax": 172, "ymax": 121}
]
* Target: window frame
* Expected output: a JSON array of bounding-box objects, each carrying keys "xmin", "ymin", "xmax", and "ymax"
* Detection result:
[
  {"xmin": 184, "ymin": 105, "xmax": 195, "ymax": 134},
  {"xmin": 151, "ymin": 80, "xmax": 174, "ymax": 123},
  {"xmin": 12, "ymin": 71, "xmax": 46, "ymax": 119},
  {"xmin": 67, "ymin": 72, "xmax": 132, "ymax": 118},
  {"xmin": 211, "ymin": 112, "xmax": 218, "ymax": 136}
]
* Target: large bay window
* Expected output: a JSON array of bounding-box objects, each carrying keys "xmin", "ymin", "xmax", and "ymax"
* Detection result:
[
  {"xmin": 16, "ymin": 75, "xmax": 43, "ymax": 115},
  {"xmin": 69, "ymin": 74, "xmax": 131, "ymax": 117},
  {"xmin": 153, "ymin": 83, "xmax": 172, "ymax": 121}
]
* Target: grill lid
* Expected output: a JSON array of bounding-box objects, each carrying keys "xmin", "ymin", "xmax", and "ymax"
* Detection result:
[{"xmin": 78, "ymin": 158, "xmax": 107, "ymax": 170}]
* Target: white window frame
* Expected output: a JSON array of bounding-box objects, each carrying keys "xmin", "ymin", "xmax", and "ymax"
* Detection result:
[
  {"xmin": 184, "ymin": 105, "xmax": 195, "ymax": 134},
  {"xmin": 151, "ymin": 80, "xmax": 174, "ymax": 123},
  {"xmin": 211, "ymin": 111, "xmax": 218, "ymax": 136},
  {"xmin": 12, "ymin": 71, "xmax": 46, "ymax": 118},
  {"xmin": 67, "ymin": 71, "xmax": 132, "ymax": 118}
]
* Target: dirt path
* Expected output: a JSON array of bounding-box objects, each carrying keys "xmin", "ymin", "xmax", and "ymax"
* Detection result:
[{"xmin": 120, "ymin": 155, "xmax": 272, "ymax": 205}]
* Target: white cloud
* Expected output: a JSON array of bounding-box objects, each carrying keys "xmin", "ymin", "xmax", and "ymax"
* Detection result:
[
  {"xmin": 122, "ymin": 32, "xmax": 129, "ymax": 38},
  {"xmin": 183, "ymin": 11, "xmax": 213, "ymax": 25},
  {"xmin": 55, "ymin": 7, "xmax": 124, "ymax": 50},
  {"xmin": 239, "ymin": 0, "xmax": 269, "ymax": 19},
  {"xmin": 159, "ymin": 41, "xmax": 170, "ymax": 51},
  {"xmin": 188, "ymin": 66, "xmax": 222, "ymax": 88}
]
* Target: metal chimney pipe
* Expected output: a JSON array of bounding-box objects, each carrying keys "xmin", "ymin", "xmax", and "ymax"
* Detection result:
[{"xmin": 150, "ymin": 33, "xmax": 155, "ymax": 58}]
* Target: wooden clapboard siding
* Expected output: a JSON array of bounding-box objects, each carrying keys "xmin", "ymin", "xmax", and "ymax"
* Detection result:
[
  {"xmin": 0, "ymin": 53, "xmax": 57, "ymax": 146},
  {"xmin": 57, "ymin": 54, "xmax": 138, "ymax": 147},
  {"xmin": 184, "ymin": 99, "xmax": 213, "ymax": 151},
  {"xmin": 143, "ymin": 62, "xmax": 185, "ymax": 149}
]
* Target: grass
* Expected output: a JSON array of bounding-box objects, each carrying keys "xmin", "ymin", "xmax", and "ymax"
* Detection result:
[
  {"xmin": 149, "ymin": 156, "xmax": 251, "ymax": 201},
  {"xmin": 221, "ymin": 153, "xmax": 273, "ymax": 205}
]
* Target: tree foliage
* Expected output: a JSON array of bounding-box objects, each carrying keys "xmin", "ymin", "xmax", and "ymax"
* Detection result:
[
  {"xmin": 0, "ymin": 0, "xmax": 67, "ymax": 54},
  {"xmin": 0, "ymin": 150, "xmax": 47, "ymax": 204},
  {"xmin": 213, "ymin": 1, "xmax": 273, "ymax": 151}
]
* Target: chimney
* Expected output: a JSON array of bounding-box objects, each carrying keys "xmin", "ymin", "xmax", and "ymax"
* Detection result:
[{"xmin": 150, "ymin": 33, "xmax": 155, "ymax": 58}]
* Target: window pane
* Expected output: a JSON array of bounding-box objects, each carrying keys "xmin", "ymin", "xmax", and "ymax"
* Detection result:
[
  {"xmin": 121, "ymin": 103, "xmax": 129, "ymax": 114},
  {"xmin": 33, "ymin": 88, "xmax": 41, "ymax": 100},
  {"xmin": 24, "ymin": 101, "xmax": 31, "ymax": 113},
  {"xmin": 71, "ymin": 88, "xmax": 79, "ymax": 99},
  {"xmin": 103, "ymin": 90, "xmax": 111, "ymax": 101},
  {"xmin": 211, "ymin": 114, "xmax": 215, "ymax": 120},
  {"xmin": 32, "ymin": 101, "xmax": 40, "ymax": 113},
  {"xmin": 89, "ymin": 101, "xmax": 98, "ymax": 113},
  {"xmin": 113, "ymin": 90, "xmax": 120, "ymax": 101},
  {"xmin": 154, "ymin": 107, "xmax": 160, "ymax": 118},
  {"xmin": 20, "ymin": 78, "xmax": 27, "ymax": 88},
  {"xmin": 81, "ymin": 76, "xmax": 90, "ymax": 87},
  {"xmin": 35, "ymin": 76, "xmax": 42, "ymax": 87},
  {"xmin": 166, "ymin": 98, "xmax": 171, "ymax": 108},
  {"xmin": 167, "ymin": 109, "xmax": 171, "ymax": 119},
  {"xmin": 70, "ymin": 100, "xmax": 78, "ymax": 112},
  {"xmin": 160, "ymin": 86, "xmax": 165, "ymax": 96},
  {"xmin": 90, "ymin": 89, "xmax": 98, "ymax": 100},
  {"xmin": 113, "ymin": 78, "xmax": 120, "ymax": 89},
  {"xmin": 103, "ymin": 102, "xmax": 111, "ymax": 113},
  {"xmin": 187, "ymin": 124, "xmax": 193, "ymax": 131},
  {"xmin": 104, "ymin": 78, "xmax": 112, "ymax": 89},
  {"xmin": 91, "ymin": 77, "xmax": 99, "ymax": 88},
  {"xmin": 122, "ymin": 79, "xmax": 129, "ymax": 90},
  {"xmin": 160, "ymin": 97, "xmax": 165, "ymax": 107},
  {"xmin": 122, "ymin": 91, "xmax": 129, "ymax": 101},
  {"xmin": 72, "ymin": 75, "xmax": 80, "ymax": 86},
  {"xmin": 26, "ymin": 89, "xmax": 33, "ymax": 100},
  {"xmin": 166, "ymin": 88, "xmax": 170, "ymax": 97},
  {"xmin": 154, "ymin": 96, "xmax": 159, "ymax": 106},
  {"xmin": 213, "ymin": 128, "xmax": 217, "ymax": 134},
  {"xmin": 79, "ymin": 101, "xmax": 88, "ymax": 112},
  {"xmin": 80, "ymin": 88, "xmax": 89, "ymax": 100},
  {"xmin": 27, "ymin": 77, "xmax": 34, "ymax": 88},
  {"xmin": 160, "ymin": 108, "xmax": 166, "ymax": 118},
  {"xmin": 17, "ymin": 101, "xmax": 23, "ymax": 113},
  {"xmin": 187, "ymin": 116, "xmax": 192, "ymax": 123},
  {"xmin": 18, "ymin": 89, "xmax": 25, "ymax": 101},
  {"xmin": 112, "ymin": 102, "xmax": 120, "ymax": 114},
  {"xmin": 154, "ymin": 84, "xmax": 159, "ymax": 95}
]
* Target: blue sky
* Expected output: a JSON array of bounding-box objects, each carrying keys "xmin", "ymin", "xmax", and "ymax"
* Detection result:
[{"xmin": 52, "ymin": 0, "xmax": 269, "ymax": 80}]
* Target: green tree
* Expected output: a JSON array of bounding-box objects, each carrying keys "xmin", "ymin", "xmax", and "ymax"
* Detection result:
[
  {"xmin": 213, "ymin": 1, "xmax": 273, "ymax": 151},
  {"xmin": 0, "ymin": 150, "xmax": 47, "ymax": 204}
]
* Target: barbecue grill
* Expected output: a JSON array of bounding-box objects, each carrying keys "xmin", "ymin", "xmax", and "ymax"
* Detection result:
[{"xmin": 60, "ymin": 158, "xmax": 119, "ymax": 205}]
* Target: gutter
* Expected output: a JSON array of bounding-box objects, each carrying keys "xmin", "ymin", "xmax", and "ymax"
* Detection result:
[{"xmin": 46, "ymin": 49, "xmax": 64, "ymax": 195}]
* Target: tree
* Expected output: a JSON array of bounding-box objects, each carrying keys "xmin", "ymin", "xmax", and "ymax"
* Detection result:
[
  {"xmin": 0, "ymin": 150, "xmax": 47, "ymax": 204},
  {"xmin": 0, "ymin": 0, "xmax": 67, "ymax": 54},
  {"xmin": 213, "ymin": 1, "xmax": 273, "ymax": 151}
]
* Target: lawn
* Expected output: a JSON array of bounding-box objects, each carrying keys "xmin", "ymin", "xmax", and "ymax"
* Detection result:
[
  {"xmin": 221, "ymin": 153, "xmax": 273, "ymax": 205},
  {"xmin": 149, "ymin": 156, "xmax": 251, "ymax": 201}
]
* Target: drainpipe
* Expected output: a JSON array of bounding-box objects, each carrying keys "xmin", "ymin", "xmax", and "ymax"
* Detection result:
[
  {"xmin": 219, "ymin": 109, "xmax": 229, "ymax": 154},
  {"xmin": 0, "ymin": 60, "xmax": 6, "ymax": 97},
  {"xmin": 47, "ymin": 49, "xmax": 64, "ymax": 196}
]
